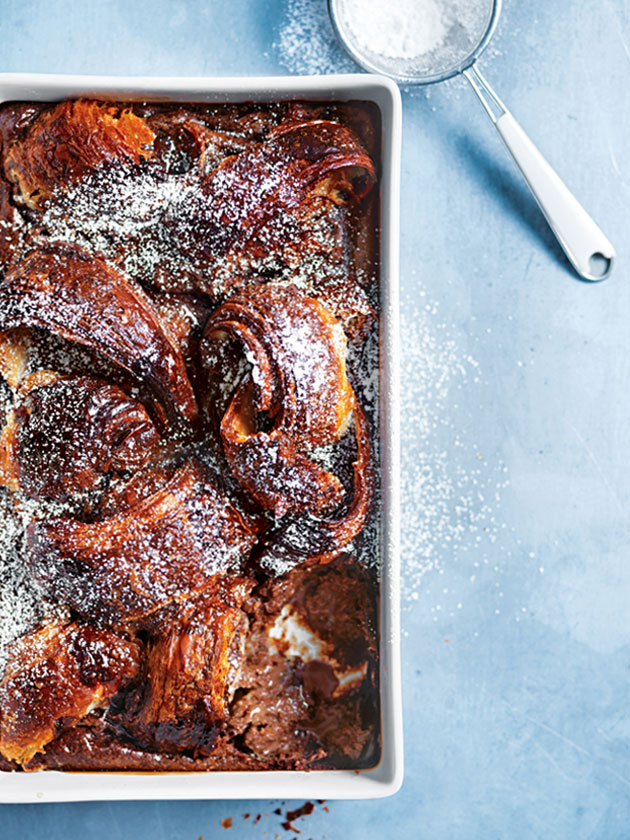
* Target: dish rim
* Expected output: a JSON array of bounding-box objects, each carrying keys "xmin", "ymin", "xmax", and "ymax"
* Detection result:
[{"xmin": 0, "ymin": 71, "xmax": 402, "ymax": 802}]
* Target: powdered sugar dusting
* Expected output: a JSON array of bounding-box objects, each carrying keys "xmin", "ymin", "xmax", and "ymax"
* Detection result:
[
  {"xmin": 338, "ymin": 0, "xmax": 492, "ymax": 75},
  {"xmin": 340, "ymin": 0, "xmax": 449, "ymax": 62},
  {"xmin": 0, "ymin": 491, "xmax": 68, "ymax": 674},
  {"xmin": 400, "ymin": 283, "xmax": 508, "ymax": 605},
  {"xmin": 275, "ymin": 0, "xmax": 356, "ymax": 75},
  {"xmin": 41, "ymin": 167, "xmax": 201, "ymax": 291}
]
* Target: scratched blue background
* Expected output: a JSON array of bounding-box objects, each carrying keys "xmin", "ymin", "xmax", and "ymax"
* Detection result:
[{"xmin": 1, "ymin": 0, "xmax": 629, "ymax": 837}]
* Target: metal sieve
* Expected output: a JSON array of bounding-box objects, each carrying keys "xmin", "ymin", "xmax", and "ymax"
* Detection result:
[{"xmin": 329, "ymin": 0, "xmax": 615, "ymax": 281}]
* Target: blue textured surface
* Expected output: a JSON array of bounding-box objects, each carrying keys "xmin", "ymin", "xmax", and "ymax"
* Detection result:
[{"xmin": 1, "ymin": 0, "xmax": 629, "ymax": 837}]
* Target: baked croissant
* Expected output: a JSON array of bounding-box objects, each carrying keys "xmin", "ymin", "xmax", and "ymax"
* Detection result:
[
  {"xmin": 4, "ymin": 99, "xmax": 155, "ymax": 210},
  {"xmin": 169, "ymin": 119, "xmax": 376, "ymax": 294},
  {"xmin": 146, "ymin": 107, "xmax": 254, "ymax": 177},
  {"xmin": 203, "ymin": 283, "xmax": 373, "ymax": 568},
  {"xmin": 115, "ymin": 580, "xmax": 251, "ymax": 756},
  {"xmin": 26, "ymin": 459, "xmax": 258, "ymax": 628},
  {"xmin": 238, "ymin": 194, "xmax": 376, "ymax": 341},
  {"xmin": 0, "ymin": 374, "xmax": 158, "ymax": 502},
  {"xmin": 0, "ymin": 243, "xmax": 198, "ymax": 424},
  {"xmin": 257, "ymin": 399, "xmax": 373, "ymax": 570},
  {"xmin": 204, "ymin": 283, "xmax": 354, "ymax": 517},
  {"xmin": 0, "ymin": 621, "xmax": 140, "ymax": 766},
  {"xmin": 0, "ymin": 328, "xmax": 30, "ymax": 390}
]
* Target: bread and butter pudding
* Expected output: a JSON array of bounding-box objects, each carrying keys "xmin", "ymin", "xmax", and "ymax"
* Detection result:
[{"xmin": 0, "ymin": 97, "xmax": 381, "ymax": 772}]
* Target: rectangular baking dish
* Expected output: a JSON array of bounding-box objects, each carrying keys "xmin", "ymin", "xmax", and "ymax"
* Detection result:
[{"xmin": 0, "ymin": 72, "xmax": 402, "ymax": 802}]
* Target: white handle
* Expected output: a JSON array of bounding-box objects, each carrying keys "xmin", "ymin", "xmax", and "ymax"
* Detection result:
[{"xmin": 464, "ymin": 65, "xmax": 615, "ymax": 281}]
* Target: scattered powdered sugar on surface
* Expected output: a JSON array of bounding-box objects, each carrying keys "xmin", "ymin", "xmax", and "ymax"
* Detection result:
[
  {"xmin": 41, "ymin": 167, "xmax": 201, "ymax": 290},
  {"xmin": 0, "ymin": 493, "xmax": 37, "ymax": 674},
  {"xmin": 400, "ymin": 283, "xmax": 509, "ymax": 606},
  {"xmin": 0, "ymin": 492, "xmax": 68, "ymax": 674},
  {"xmin": 275, "ymin": 0, "xmax": 356, "ymax": 75}
]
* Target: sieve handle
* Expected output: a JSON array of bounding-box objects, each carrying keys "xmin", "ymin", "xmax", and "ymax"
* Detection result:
[{"xmin": 463, "ymin": 64, "xmax": 615, "ymax": 281}]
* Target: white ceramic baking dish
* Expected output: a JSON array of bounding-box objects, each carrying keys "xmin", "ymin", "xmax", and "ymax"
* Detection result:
[{"xmin": 0, "ymin": 72, "xmax": 402, "ymax": 802}]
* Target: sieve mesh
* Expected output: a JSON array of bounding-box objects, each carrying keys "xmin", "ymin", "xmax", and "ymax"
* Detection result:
[{"xmin": 330, "ymin": 0, "xmax": 499, "ymax": 85}]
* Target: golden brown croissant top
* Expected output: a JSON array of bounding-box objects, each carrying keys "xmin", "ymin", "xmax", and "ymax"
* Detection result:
[
  {"xmin": 0, "ymin": 621, "xmax": 140, "ymax": 765},
  {"xmin": 203, "ymin": 283, "xmax": 363, "ymax": 519},
  {"xmin": 0, "ymin": 244, "xmax": 198, "ymax": 424},
  {"xmin": 1, "ymin": 373, "xmax": 158, "ymax": 502},
  {"xmin": 26, "ymin": 458, "xmax": 259, "ymax": 628},
  {"xmin": 4, "ymin": 99, "xmax": 155, "ymax": 209}
]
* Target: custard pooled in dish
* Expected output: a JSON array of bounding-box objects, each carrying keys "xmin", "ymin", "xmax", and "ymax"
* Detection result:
[{"xmin": 0, "ymin": 97, "xmax": 380, "ymax": 772}]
